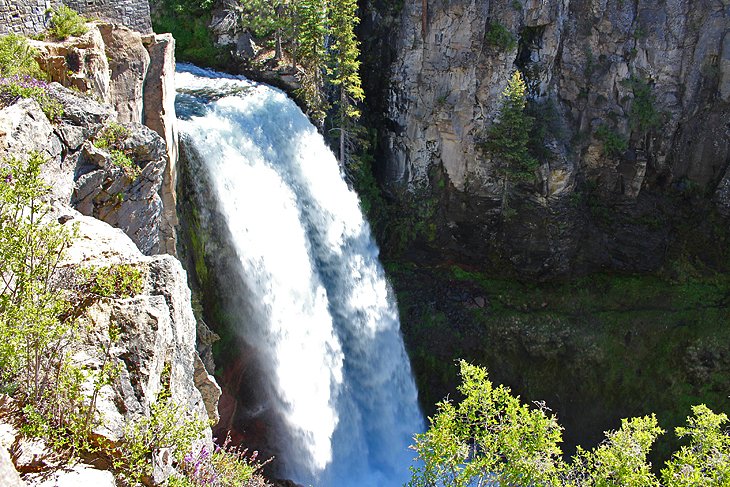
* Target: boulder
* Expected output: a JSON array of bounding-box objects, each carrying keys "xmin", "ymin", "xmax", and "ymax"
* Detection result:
[
  {"xmin": 30, "ymin": 25, "xmax": 112, "ymax": 104},
  {"xmin": 59, "ymin": 209, "xmax": 214, "ymax": 442},
  {"xmin": 25, "ymin": 464, "xmax": 116, "ymax": 487},
  {"xmin": 72, "ymin": 123, "xmax": 167, "ymax": 255},
  {"xmin": 0, "ymin": 98, "xmax": 68, "ymax": 202}
]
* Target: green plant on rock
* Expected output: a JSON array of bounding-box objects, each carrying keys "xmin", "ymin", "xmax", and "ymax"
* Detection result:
[
  {"xmin": 93, "ymin": 122, "xmax": 141, "ymax": 178},
  {"xmin": 622, "ymin": 76, "xmax": 662, "ymax": 134},
  {"xmin": 78, "ymin": 264, "xmax": 144, "ymax": 299},
  {"xmin": 113, "ymin": 385, "xmax": 210, "ymax": 485},
  {"xmin": 595, "ymin": 124, "xmax": 628, "ymax": 158},
  {"xmin": 0, "ymin": 76, "xmax": 64, "ymax": 121},
  {"xmin": 0, "ymin": 152, "xmax": 74, "ymax": 400},
  {"xmin": 481, "ymin": 71, "xmax": 538, "ymax": 213},
  {"xmin": 0, "ymin": 152, "xmax": 95, "ymax": 456},
  {"xmin": 486, "ymin": 21, "xmax": 517, "ymax": 51},
  {"xmin": 46, "ymin": 5, "xmax": 89, "ymax": 41},
  {"xmin": 0, "ymin": 34, "xmax": 44, "ymax": 79}
]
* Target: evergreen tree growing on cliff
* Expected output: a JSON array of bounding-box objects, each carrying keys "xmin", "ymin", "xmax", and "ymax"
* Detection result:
[
  {"xmin": 327, "ymin": 0, "xmax": 365, "ymax": 165},
  {"xmin": 482, "ymin": 71, "xmax": 537, "ymax": 211},
  {"xmin": 293, "ymin": 0, "xmax": 328, "ymax": 122}
]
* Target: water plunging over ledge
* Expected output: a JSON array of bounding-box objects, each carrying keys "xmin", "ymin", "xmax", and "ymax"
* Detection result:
[{"xmin": 175, "ymin": 64, "xmax": 423, "ymax": 486}]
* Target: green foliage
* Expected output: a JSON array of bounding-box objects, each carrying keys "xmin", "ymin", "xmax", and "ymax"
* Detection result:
[
  {"xmin": 0, "ymin": 34, "xmax": 44, "ymax": 79},
  {"xmin": 152, "ymin": 0, "xmax": 226, "ymax": 67},
  {"xmin": 572, "ymin": 415, "xmax": 664, "ymax": 486},
  {"xmin": 0, "ymin": 152, "xmax": 98, "ymax": 457},
  {"xmin": 93, "ymin": 122, "xmax": 140, "ymax": 177},
  {"xmin": 293, "ymin": 0, "xmax": 329, "ymax": 122},
  {"xmin": 409, "ymin": 360, "xmax": 565, "ymax": 487},
  {"xmin": 661, "ymin": 405, "xmax": 730, "ymax": 486},
  {"xmin": 623, "ymin": 76, "xmax": 662, "ymax": 134},
  {"xmin": 93, "ymin": 121, "xmax": 130, "ymax": 149},
  {"xmin": 78, "ymin": 264, "xmax": 144, "ymax": 299},
  {"xmin": 0, "ymin": 76, "xmax": 64, "ymax": 121},
  {"xmin": 0, "ymin": 152, "xmax": 73, "ymax": 403},
  {"xmin": 410, "ymin": 362, "xmax": 730, "ymax": 487},
  {"xmin": 46, "ymin": 5, "xmax": 89, "ymax": 41},
  {"xmin": 113, "ymin": 386, "xmax": 209, "ymax": 484},
  {"xmin": 173, "ymin": 434, "xmax": 269, "ymax": 487},
  {"xmin": 486, "ymin": 21, "xmax": 517, "ymax": 51},
  {"xmin": 482, "ymin": 71, "xmax": 538, "ymax": 183},
  {"xmin": 595, "ymin": 124, "xmax": 628, "ymax": 157}
]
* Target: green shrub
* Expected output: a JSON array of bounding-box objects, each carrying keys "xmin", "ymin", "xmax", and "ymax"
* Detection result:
[
  {"xmin": 0, "ymin": 76, "xmax": 64, "ymax": 121},
  {"xmin": 623, "ymin": 76, "xmax": 662, "ymax": 133},
  {"xmin": 113, "ymin": 388, "xmax": 210, "ymax": 485},
  {"xmin": 0, "ymin": 34, "xmax": 44, "ymax": 79},
  {"xmin": 409, "ymin": 361, "xmax": 730, "ymax": 487},
  {"xmin": 595, "ymin": 124, "xmax": 628, "ymax": 157},
  {"xmin": 78, "ymin": 264, "xmax": 144, "ymax": 299},
  {"xmin": 93, "ymin": 122, "xmax": 141, "ymax": 177},
  {"xmin": 486, "ymin": 21, "xmax": 517, "ymax": 51},
  {"xmin": 0, "ymin": 152, "xmax": 84, "ymax": 436},
  {"xmin": 93, "ymin": 121, "xmax": 130, "ymax": 149},
  {"xmin": 46, "ymin": 5, "xmax": 89, "ymax": 41}
]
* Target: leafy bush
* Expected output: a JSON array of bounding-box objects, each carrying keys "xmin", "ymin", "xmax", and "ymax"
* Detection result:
[
  {"xmin": 0, "ymin": 152, "xmax": 83, "ymax": 430},
  {"xmin": 623, "ymin": 76, "xmax": 662, "ymax": 133},
  {"xmin": 0, "ymin": 76, "xmax": 64, "ymax": 121},
  {"xmin": 0, "ymin": 34, "xmax": 44, "ymax": 79},
  {"xmin": 173, "ymin": 435, "xmax": 270, "ymax": 487},
  {"xmin": 46, "ymin": 5, "xmax": 89, "ymax": 41},
  {"xmin": 93, "ymin": 121, "xmax": 130, "ymax": 149},
  {"xmin": 486, "ymin": 21, "xmax": 517, "ymax": 51},
  {"xmin": 595, "ymin": 124, "xmax": 628, "ymax": 157},
  {"xmin": 113, "ymin": 387, "xmax": 210, "ymax": 485},
  {"xmin": 93, "ymin": 122, "xmax": 141, "ymax": 177},
  {"xmin": 78, "ymin": 264, "xmax": 144, "ymax": 299},
  {"xmin": 409, "ymin": 361, "xmax": 730, "ymax": 487}
]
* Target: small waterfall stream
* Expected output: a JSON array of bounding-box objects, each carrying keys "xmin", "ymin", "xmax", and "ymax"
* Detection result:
[{"xmin": 175, "ymin": 64, "xmax": 423, "ymax": 486}]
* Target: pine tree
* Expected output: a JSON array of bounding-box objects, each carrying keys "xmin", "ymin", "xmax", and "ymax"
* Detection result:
[
  {"xmin": 326, "ymin": 0, "xmax": 364, "ymax": 165},
  {"xmin": 293, "ymin": 0, "xmax": 328, "ymax": 122},
  {"xmin": 482, "ymin": 71, "xmax": 537, "ymax": 212}
]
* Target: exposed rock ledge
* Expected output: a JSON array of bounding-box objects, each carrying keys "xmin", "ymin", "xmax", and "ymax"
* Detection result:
[{"xmin": 0, "ymin": 49, "xmax": 220, "ymax": 485}]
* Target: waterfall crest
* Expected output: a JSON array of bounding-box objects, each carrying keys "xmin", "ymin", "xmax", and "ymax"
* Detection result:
[{"xmin": 175, "ymin": 64, "xmax": 423, "ymax": 486}]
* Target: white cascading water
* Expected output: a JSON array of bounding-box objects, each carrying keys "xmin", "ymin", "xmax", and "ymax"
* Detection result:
[{"xmin": 175, "ymin": 64, "xmax": 423, "ymax": 486}]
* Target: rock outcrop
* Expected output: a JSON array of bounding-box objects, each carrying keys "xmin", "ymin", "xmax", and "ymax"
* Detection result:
[
  {"xmin": 31, "ymin": 21, "xmax": 180, "ymax": 256},
  {"xmin": 370, "ymin": 0, "xmax": 730, "ymax": 276}
]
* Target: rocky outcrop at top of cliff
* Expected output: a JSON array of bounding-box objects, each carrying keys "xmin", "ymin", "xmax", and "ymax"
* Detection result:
[
  {"xmin": 370, "ymin": 0, "xmax": 729, "ymax": 276},
  {"xmin": 30, "ymin": 21, "xmax": 179, "ymax": 255}
]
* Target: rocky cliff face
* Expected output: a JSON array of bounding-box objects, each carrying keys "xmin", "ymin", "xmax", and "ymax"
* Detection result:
[
  {"xmin": 373, "ymin": 0, "xmax": 729, "ymax": 276},
  {"xmin": 30, "ymin": 22, "xmax": 180, "ymax": 255},
  {"xmin": 0, "ymin": 16, "xmax": 222, "ymax": 484}
]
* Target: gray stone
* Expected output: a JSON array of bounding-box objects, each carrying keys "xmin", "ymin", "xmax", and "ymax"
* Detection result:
[
  {"xmin": 194, "ymin": 353, "xmax": 222, "ymax": 425},
  {"xmin": 97, "ymin": 23, "xmax": 151, "ymax": 124},
  {"xmin": 0, "ymin": 447, "xmax": 25, "ymax": 487},
  {"xmin": 72, "ymin": 124, "xmax": 167, "ymax": 255},
  {"xmin": 143, "ymin": 32, "xmax": 180, "ymax": 256},
  {"xmin": 0, "ymin": 98, "xmax": 69, "ymax": 203},
  {"xmin": 47, "ymin": 83, "xmax": 114, "ymax": 128},
  {"xmin": 25, "ymin": 464, "xmax": 115, "ymax": 487}
]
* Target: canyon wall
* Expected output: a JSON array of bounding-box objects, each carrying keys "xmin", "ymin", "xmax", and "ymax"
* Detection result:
[{"xmin": 372, "ymin": 0, "xmax": 730, "ymax": 276}]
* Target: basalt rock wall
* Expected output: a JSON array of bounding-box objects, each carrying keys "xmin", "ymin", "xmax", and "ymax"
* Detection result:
[{"xmin": 371, "ymin": 0, "xmax": 730, "ymax": 276}]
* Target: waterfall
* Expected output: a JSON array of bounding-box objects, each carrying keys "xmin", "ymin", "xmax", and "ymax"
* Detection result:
[{"xmin": 175, "ymin": 64, "xmax": 423, "ymax": 486}]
